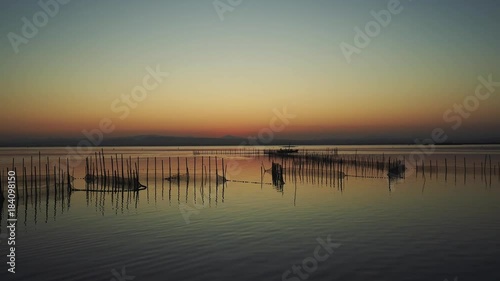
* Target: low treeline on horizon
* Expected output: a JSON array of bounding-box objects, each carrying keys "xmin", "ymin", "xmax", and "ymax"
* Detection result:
[{"xmin": 0, "ymin": 135, "xmax": 499, "ymax": 147}]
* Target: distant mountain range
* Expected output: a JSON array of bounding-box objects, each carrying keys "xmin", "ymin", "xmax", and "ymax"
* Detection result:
[{"xmin": 0, "ymin": 134, "xmax": 499, "ymax": 147}]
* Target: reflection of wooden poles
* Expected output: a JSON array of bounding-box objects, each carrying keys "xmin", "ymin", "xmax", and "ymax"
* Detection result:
[
  {"xmin": 483, "ymin": 155, "xmax": 487, "ymax": 177},
  {"xmin": 489, "ymin": 155, "xmax": 492, "ymax": 180},
  {"xmin": 21, "ymin": 158, "xmax": 25, "ymax": 196},
  {"xmin": 177, "ymin": 157, "xmax": 180, "ymax": 182},
  {"xmin": 0, "ymin": 170, "xmax": 3, "ymax": 202},
  {"xmin": 66, "ymin": 159, "xmax": 70, "ymax": 191},
  {"xmin": 215, "ymin": 157, "xmax": 219, "ymax": 186},
  {"xmin": 121, "ymin": 154, "xmax": 124, "ymax": 183},
  {"xmin": 222, "ymin": 158, "xmax": 226, "ymax": 181},
  {"xmin": 445, "ymin": 158, "xmax": 448, "ymax": 177},
  {"xmin": 38, "ymin": 151, "xmax": 41, "ymax": 187},
  {"xmin": 463, "ymin": 157, "xmax": 466, "ymax": 173},
  {"xmin": 24, "ymin": 165, "xmax": 28, "ymax": 197},
  {"xmin": 194, "ymin": 157, "xmax": 197, "ymax": 186}
]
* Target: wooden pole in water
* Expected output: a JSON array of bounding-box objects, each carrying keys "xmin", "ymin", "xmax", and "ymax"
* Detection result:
[
  {"xmin": 59, "ymin": 157, "xmax": 62, "ymax": 186},
  {"xmin": 66, "ymin": 158, "xmax": 70, "ymax": 191},
  {"xmin": 445, "ymin": 158, "xmax": 448, "ymax": 176},
  {"xmin": 216, "ymin": 157, "xmax": 219, "ymax": 185},
  {"xmin": 22, "ymin": 158, "xmax": 26, "ymax": 194},
  {"xmin": 24, "ymin": 166, "xmax": 27, "ymax": 197},
  {"xmin": 146, "ymin": 157, "xmax": 149, "ymax": 185},
  {"xmin": 464, "ymin": 157, "xmax": 466, "ymax": 174},
  {"xmin": 111, "ymin": 156, "xmax": 114, "ymax": 186},
  {"xmin": 162, "ymin": 159, "xmax": 164, "ymax": 180},
  {"xmin": 185, "ymin": 157, "xmax": 189, "ymax": 176},
  {"xmin": 483, "ymin": 155, "xmax": 487, "ymax": 176},
  {"xmin": 94, "ymin": 152, "xmax": 98, "ymax": 180},
  {"xmin": 0, "ymin": 170, "xmax": 3, "ymax": 201},
  {"xmin": 129, "ymin": 156, "xmax": 133, "ymax": 186},
  {"xmin": 222, "ymin": 158, "xmax": 225, "ymax": 181},
  {"xmin": 121, "ymin": 154, "xmax": 125, "ymax": 184},
  {"xmin": 53, "ymin": 166, "xmax": 57, "ymax": 193},
  {"xmin": 38, "ymin": 151, "xmax": 41, "ymax": 186},
  {"xmin": 45, "ymin": 162, "xmax": 48, "ymax": 190},
  {"xmin": 33, "ymin": 167, "xmax": 37, "ymax": 197},
  {"xmin": 489, "ymin": 155, "xmax": 492, "ymax": 178},
  {"xmin": 135, "ymin": 162, "xmax": 139, "ymax": 188},
  {"xmin": 454, "ymin": 155, "xmax": 457, "ymax": 177},
  {"xmin": 101, "ymin": 148, "xmax": 108, "ymax": 181},
  {"xmin": 89, "ymin": 156, "xmax": 92, "ymax": 181},
  {"xmin": 29, "ymin": 156, "xmax": 33, "ymax": 194},
  {"xmin": 136, "ymin": 156, "xmax": 140, "ymax": 183},
  {"xmin": 125, "ymin": 159, "xmax": 130, "ymax": 187},
  {"xmin": 85, "ymin": 157, "xmax": 89, "ymax": 179}
]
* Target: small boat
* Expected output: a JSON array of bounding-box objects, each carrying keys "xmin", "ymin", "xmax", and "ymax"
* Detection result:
[{"xmin": 266, "ymin": 145, "xmax": 299, "ymax": 155}]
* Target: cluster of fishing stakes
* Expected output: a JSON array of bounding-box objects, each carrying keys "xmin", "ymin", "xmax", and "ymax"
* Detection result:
[
  {"xmin": 1, "ymin": 148, "xmax": 499, "ymax": 206},
  {"xmin": 82, "ymin": 149, "xmax": 229, "ymax": 193}
]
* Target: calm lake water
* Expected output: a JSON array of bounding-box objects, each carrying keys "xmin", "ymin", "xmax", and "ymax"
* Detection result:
[{"xmin": 0, "ymin": 145, "xmax": 499, "ymax": 281}]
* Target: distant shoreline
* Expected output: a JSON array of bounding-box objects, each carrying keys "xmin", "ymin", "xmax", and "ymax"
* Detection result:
[{"xmin": 1, "ymin": 143, "xmax": 500, "ymax": 148}]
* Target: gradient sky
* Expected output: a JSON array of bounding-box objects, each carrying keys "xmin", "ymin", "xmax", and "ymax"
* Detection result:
[{"xmin": 0, "ymin": 0, "xmax": 499, "ymax": 141}]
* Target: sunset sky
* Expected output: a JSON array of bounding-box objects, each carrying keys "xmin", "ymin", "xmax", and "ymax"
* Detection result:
[{"xmin": 1, "ymin": 0, "xmax": 499, "ymax": 142}]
